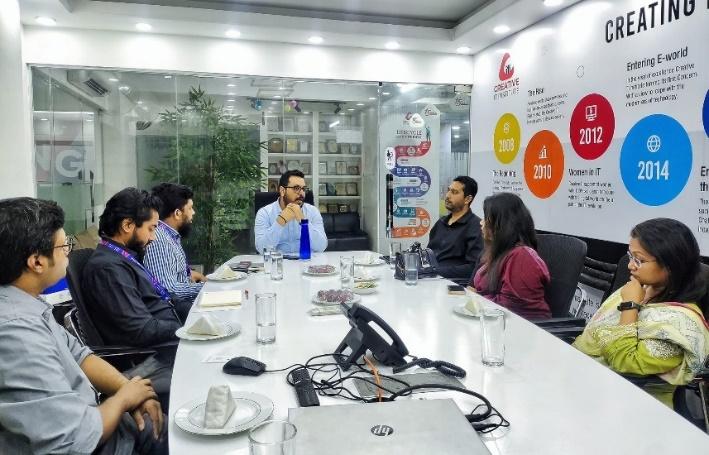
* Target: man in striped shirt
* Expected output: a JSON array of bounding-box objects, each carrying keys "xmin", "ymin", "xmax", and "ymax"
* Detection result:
[{"xmin": 144, "ymin": 184, "xmax": 205, "ymax": 314}]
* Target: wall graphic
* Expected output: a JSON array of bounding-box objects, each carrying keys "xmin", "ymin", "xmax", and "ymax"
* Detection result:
[
  {"xmin": 469, "ymin": 0, "xmax": 709, "ymax": 252},
  {"xmin": 381, "ymin": 106, "xmax": 440, "ymax": 240}
]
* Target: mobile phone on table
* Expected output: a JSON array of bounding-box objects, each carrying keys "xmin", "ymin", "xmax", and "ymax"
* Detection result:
[
  {"xmin": 229, "ymin": 261, "xmax": 251, "ymax": 272},
  {"xmin": 447, "ymin": 284, "xmax": 466, "ymax": 295}
]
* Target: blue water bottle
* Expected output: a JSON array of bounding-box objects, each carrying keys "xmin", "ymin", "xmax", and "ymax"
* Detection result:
[{"xmin": 299, "ymin": 219, "xmax": 311, "ymax": 260}]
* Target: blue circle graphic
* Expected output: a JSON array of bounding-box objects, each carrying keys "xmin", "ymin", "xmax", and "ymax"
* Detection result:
[
  {"xmin": 620, "ymin": 114, "xmax": 692, "ymax": 206},
  {"xmin": 703, "ymin": 89, "xmax": 709, "ymax": 138}
]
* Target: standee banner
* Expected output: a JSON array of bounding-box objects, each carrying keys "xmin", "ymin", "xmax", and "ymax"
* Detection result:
[
  {"xmin": 381, "ymin": 106, "xmax": 441, "ymax": 243},
  {"xmin": 469, "ymin": 0, "xmax": 709, "ymax": 252}
]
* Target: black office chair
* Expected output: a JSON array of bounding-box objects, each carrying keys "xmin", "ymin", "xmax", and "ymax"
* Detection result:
[
  {"xmin": 604, "ymin": 253, "xmax": 631, "ymax": 301},
  {"xmin": 254, "ymin": 191, "xmax": 314, "ymax": 215},
  {"xmin": 65, "ymin": 249, "xmax": 173, "ymax": 370},
  {"xmin": 536, "ymin": 233, "xmax": 588, "ymax": 318}
]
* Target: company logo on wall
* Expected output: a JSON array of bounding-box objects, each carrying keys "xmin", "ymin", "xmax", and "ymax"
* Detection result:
[
  {"xmin": 404, "ymin": 112, "xmax": 425, "ymax": 128},
  {"xmin": 494, "ymin": 52, "xmax": 520, "ymax": 100},
  {"xmin": 498, "ymin": 53, "xmax": 515, "ymax": 81}
]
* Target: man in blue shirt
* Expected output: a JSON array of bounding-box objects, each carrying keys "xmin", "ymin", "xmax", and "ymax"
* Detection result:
[
  {"xmin": 0, "ymin": 197, "xmax": 166, "ymax": 454},
  {"xmin": 255, "ymin": 170, "xmax": 327, "ymax": 254},
  {"xmin": 144, "ymin": 183, "xmax": 205, "ymax": 306}
]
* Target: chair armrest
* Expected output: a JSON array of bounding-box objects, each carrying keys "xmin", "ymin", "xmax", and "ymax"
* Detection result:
[{"xmin": 533, "ymin": 317, "xmax": 587, "ymax": 328}]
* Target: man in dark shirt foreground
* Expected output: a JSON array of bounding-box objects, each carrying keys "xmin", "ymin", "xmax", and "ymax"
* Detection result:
[
  {"xmin": 427, "ymin": 176, "xmax": 483, "ymax": 280},
  {"xmin": 0, "ymin": 197, "xmax": 166, "ymax": 454},
  {"xmin": 83, "ymin": 188, "xmax": 181, "ymax": 394}
]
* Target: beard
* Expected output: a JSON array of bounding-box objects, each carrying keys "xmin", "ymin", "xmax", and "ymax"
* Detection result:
[
  {"xmin": 126, "ymin": 232, "xmax": 149, "ymax": 260},
  {"xmin": 178, "ymin": 221, "xmax": 193, "ymax": 238}
]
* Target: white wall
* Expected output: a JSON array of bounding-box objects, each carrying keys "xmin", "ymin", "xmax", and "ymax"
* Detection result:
[
  {"xmin": 0, "ymin": 0, "xmax": 34, "ymax": 198},
  {"xmin": 22, "ymin": 26, "xmax": 475, "ymax": 85}
]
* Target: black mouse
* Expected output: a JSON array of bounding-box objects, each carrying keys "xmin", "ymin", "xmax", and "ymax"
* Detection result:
[{"xmin": 222, "ymin": 356, "xmax": 266, "ymax": 376}]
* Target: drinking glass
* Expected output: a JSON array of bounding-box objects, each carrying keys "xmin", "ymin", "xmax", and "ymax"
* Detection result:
[
  {"xmin": 249, "ymin": 420, "xmax": 296, "ymax": 455},
  {"xmin": 270, "ymin": 251, "xmax": 283, "ymax": 281},
  {"xmin": 263, "ymin": 246, "xmax": 274, "ymax": 274},
  {"xmin": 340, "ymin": 256, "xmax": 354, "ymax": 289},
  {"xmin": 389, "ymin": 241, "xmax": 402, "ymax": 269},
  {"xmin": 255, "ymin": 293, "xmax": 277, "ymax": 344},
  {"xmin": 404, "ymin": 252, "xmax": 418, "ymax": 286},
  {"xmin": 480, "ymin": 308, "xmax": 505, "ymax": 366}
]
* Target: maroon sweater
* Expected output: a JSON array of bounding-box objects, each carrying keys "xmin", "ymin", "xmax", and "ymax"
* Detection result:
[{"xmin": 472, "ymin": 246, "xmax": 551, "ymax": 320}]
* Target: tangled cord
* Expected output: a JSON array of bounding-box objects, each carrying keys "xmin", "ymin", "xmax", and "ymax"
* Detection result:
[
  {"xmin": 392, "ymin": 356, "xmax": 467, "ymax": 378},
  {"xmin": 268, "ymin": 353, "xmax": 509, "ymax": 434}
]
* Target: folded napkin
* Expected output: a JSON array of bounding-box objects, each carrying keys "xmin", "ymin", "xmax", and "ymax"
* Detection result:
[
  {"xmin": 204, "ymin": 385, "xmax": 237, "ymax": 429},
  {"xmin": 187, "ymin": 315, "xmax": 226, "ymax": 336},
  {"xmin": 200, "ymin": 290, "xmax": 243, "ymax": 308},
  {"xmin": 215, "ymin": 267, "xmax": 238, "ymax": 280},
  {"xmin": 465, "ymin": 295, "xmax": 482, "ymax": 316}
]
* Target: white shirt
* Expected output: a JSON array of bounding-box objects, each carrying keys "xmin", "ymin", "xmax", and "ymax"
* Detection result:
[{"xmin": 254, "ymin": 200, "xmax": 328, "ymax": 254}]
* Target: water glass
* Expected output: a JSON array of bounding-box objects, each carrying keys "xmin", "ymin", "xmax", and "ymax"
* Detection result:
[
  {"xmin": 255, "ymin": 293, "xmax": 277, "ymax": 344},
  {"xmin": 403, "ymin": 252, "xmax": 418, "ymax": 286},
  {"xmin": 340, "ymin": 256, "xmax": 354, "ymax": 289},
  {"xmin": 389, "ymin": 241, "xmax": 402, "ymax": 269},
  {"xmin": 249, "ymin": 420, "xmax": 296, "ymax": 455},
  {"xmin": 480, "ymin": 308, "xmax": 505, "ymax": 366},
  {"xmin": 270, "ymin": 251, "xmax": 284, "ymax": 281},
  {"xmin": 263, "ymin": 246, "xmax": 273, "ymax": 274}
]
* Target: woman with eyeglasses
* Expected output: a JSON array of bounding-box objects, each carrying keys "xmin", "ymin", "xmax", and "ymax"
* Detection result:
[
  {"xmin": 574, "ymin": 218, "xmax": 709, "ymax": 407},
  {"xmin": 469, "ymin": 192, "xmax": 551, "ymax": 320}
]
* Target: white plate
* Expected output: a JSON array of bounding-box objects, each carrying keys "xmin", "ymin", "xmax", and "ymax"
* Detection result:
[
  {"xmin": 175, "ymin": 322, "xmax": 241, "ymax": 341},
  {"xmin": 311, "ymin": 293, "xmax": 361, "ymax": 306},
  {"xmin": 352, "ymin": 283, "xmax": 378, "ymax": 295},
  {"xmin": 207, "ymin": 270, "xmax": 248, "ymax": 282},
  {"xmin": 302, "ymin": 266, "xmax": 338, "ymax": 277},
  {"xmin": 174, "ymin": 391, "xmax": 273, "ymax": 436},
  {"xmin": 453, "ymin": 304, "xmax": 480, "ymax": 319},
  {"xmin": 354, "ymin": 257, "xmax": 386, "ymax": 266},
  {"xmin": 354, "ymin": 273, "xmax": 380, "ymax": 282}
]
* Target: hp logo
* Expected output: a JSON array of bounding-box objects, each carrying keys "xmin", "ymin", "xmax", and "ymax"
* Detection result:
[{"xmin": 370, "ymin": 424, "xmax": 394, "ymax": 437}]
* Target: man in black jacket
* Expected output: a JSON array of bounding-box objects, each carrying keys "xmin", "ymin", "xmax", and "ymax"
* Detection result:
[
  {"xmin": 427, "ymin": 176, "xmax": 483, "ymax": 281},
  {"xmin": 83, "ymin": 188, "xmax": 180, "ymax": 394}
]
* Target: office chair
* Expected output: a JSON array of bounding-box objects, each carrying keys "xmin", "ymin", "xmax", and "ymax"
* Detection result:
[{"xmin": 536, "ymin": 233, "xmax": 588, "ymax": 318}]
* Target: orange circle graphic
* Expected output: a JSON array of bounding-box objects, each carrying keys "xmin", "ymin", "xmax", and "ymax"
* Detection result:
[{"xmin": 523, "ymin": 130, "xmax": 564, "ymax": 199}]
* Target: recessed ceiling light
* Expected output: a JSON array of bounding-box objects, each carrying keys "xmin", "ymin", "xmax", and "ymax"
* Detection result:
[
  {"xmin": 40, "ymin": 118, "xmax": 49, "ymax": 121},
  {"xmin": 86, "ymin": 118, "xmax": 94, "ymax": 122},
  {"xmin": 108, "ymin": 78, "xmax": 119, "ymax": 82},
  {"xmin": 493, "ymin": 25, "xmax": 510, "ymax": 34},
  {"xmin": 454, "ymin": 135, "xmax": 460, "ymax": 139},
  {"xmin": 119, "ymin": 86, "xmax": 130, "ymax": 91},
  {"xmin": 356, "ymin": 103, "xmax": 364, "ymax": 106},
  {"xmin": 368, "ymin": 97, "xmax": 376, "ymax": 100},
  {"xmin": 382, "ymin": 92, "xmax": 390, "ymax": 96},
  {"xmin": 339, "ymin": 112, "xmax": 346, "ymax": 115},
  {"xmin": 227, "ymin": 83, "xmax": 236, "ymax": 87},
  {"xmin": 543, "ymin": 0, "xmax": 563, "ymax": 6},
  {"xmin": 135, "ymin": 23, "xmax": 152, "ymax": 32},
  {"xmin": 228, "ymin": 92, "xmax": 235, "ymax": 96},
  {"xmin": 273, "ymin": 95, "xmax": 281, "ymax": 99},
  {"xmin": 385, "ymin": 41, "xmax": 400, "ymax": 50},
  {"xmin": 35, "ymin": 17, "xmax": 56, "ymax": 26},
  {"xmin": 347, "ymin": 108, "xmax": 355, "ymax": 111},
  {"xmin": 225, "ymin": 29, "xmax": 241, "ymax": 39},
  {"xmin": 164, "ymin": 75, "xmax": 172, "ymax": 79},
  {"xmin": 308, "ymin": 35, "xmax": 324, "ymax": 44},
  {"xmin": 227, "ymin": 99, "xmax": 235, "ymax": 102},
  {"xmin": 452, "ymin": 125, "xmax": 460, "ymax": 130},
  {"xmin": 302, "ymin": 111, "xmax": 310, "ymax": 114},
  {"xmin": 464, "ymin": 120, "xmax": 470, "ymax": 124},
  {"xmin": 271, "ymin": 101, "xmax": 278, "ymax": 105},
  {"xmin": 456, "ymin": 46, "xmax": 471, "ymax": 54},
  {"xmin": 137, "ymin": 100, "xmax": 143, "ymax": 105}
]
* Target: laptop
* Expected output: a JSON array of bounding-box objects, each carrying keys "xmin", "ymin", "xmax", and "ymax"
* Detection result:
[{"xmin": 288, "ymin": 398, "xmax": 491, "ymax": 454}]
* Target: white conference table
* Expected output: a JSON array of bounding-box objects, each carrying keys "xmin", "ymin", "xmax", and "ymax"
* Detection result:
[{"xmin": 169, "ymin": 251, "xmax": 708, "ymax": 454}]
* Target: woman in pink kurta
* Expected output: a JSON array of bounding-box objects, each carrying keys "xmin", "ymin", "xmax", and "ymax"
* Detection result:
[{"xmin": 470, "ymin": 193, "xmax": 551, "ymax": 320}]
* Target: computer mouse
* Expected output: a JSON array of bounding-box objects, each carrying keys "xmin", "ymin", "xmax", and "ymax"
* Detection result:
[{"xmin": 222, "ymin": 356, "xmax": 266, "ymax": 376}]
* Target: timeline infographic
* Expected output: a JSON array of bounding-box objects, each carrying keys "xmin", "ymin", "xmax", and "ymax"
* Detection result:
[{"xmin": 469, "ymin": 0, "xmax": 709, "ymax": 252}]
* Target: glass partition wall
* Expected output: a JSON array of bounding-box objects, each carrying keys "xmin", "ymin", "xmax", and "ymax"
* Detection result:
[{"xmin": 31, "ymin": 67, "xmax": 470, "ymax": 270}]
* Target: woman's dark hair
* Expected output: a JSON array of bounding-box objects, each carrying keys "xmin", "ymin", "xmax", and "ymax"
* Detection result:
[
  {"xmin": 481, "ymin": 192, "xmax": 538, "ymax": 292},
  {"xmin": 631, "ymin": 218, "xmax": 706, "ymax": 310},
  {"xmin": 99, "ymin": 188, "xmax": 162, "ymax": 237},
  {"xmin": 0, "ymin": 197, "xmax": 65, "ymax": 285},
  {"xmin": 151, "ymin": 183, "xmax": 194, "ymax": 219}
]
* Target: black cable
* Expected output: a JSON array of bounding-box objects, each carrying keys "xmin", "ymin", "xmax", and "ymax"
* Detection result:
[{"xmin": 392, "ymin": 356, "xmax": 467, "ymax": 378}]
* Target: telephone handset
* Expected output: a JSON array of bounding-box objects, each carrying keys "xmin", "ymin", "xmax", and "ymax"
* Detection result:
[{"xmin": 334, "ymin": 302, "xmax": 409, "ymax": 370}]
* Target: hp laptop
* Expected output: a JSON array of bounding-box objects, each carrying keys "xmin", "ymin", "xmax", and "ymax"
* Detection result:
[{"xmin": 288, "ymin": 398, "xmax": 491, "ymax": 454}]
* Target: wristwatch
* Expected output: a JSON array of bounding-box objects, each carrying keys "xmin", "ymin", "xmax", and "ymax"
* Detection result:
[{"xmin": 617, "ymin": 301, "xmax": 642, "ymax": 312}]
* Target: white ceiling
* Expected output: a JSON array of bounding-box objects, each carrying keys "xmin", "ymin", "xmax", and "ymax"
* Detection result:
[{"xmin": 19, "ymin": 0, "xmax": 581, "ymax": 55}]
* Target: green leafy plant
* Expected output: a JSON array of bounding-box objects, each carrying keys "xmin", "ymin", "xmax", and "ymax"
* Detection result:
[{"xmin": 147, "ymin": 86, "xmax": 266, "ymax": 271}]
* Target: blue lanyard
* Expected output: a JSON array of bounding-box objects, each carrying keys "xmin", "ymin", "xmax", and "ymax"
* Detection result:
[
  {"xmin": 158, "ymin": 221, "xmax": 191, "ymax": 277},
  {"xmin": 100, "ymin": 239, "xmax": 172, "ymax": 301}
]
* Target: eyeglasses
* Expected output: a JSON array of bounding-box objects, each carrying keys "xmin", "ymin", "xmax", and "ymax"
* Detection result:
[
  {"xmin": 627, "ymin": 250, "xmax": 655, "ymax": 268},
  {"xmin": 284, "ymin": 185, "xmax": 309, "ymax": 194},
  {"xmin": 53, "ymin": 238, "xmax": 76, "ymax": 255}
]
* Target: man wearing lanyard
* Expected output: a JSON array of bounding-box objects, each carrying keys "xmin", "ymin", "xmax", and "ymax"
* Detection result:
[
  {"xmin": 0, "ymin": 197, "xmax": 167, "ymax": 454},
  {"xmin": 82, "ymin": 188, "xmax": 180, "ymax": 395},
  {"xmin": 144, "ymin": 183, "xmax": 205, "ymax": 314}
]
